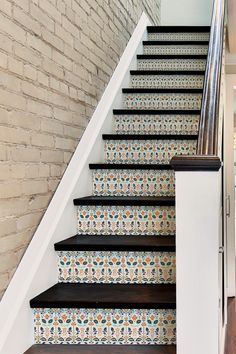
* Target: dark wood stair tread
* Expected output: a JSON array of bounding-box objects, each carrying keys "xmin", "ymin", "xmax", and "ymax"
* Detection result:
[
  {"xmin": 130, "ymin": 70, "xmax": 205, "ymax": 75},
  {"xmin": 25, "ymin": 344, "xmax": 176, "ymax": 354},
  {"xmin": 137, "ymin": 54, "xmax": 207, "ymax": 59},
  {"xmin": 30, "ymin": 283, "xmax": 176, "ymax": 309},
  {"xmin": 102, "ymin": 133, "xmax": 198, "ymax": 140},
  {"xmin": 73, "ymin": 196, "xmax": 175, "ymax": 206},
  {"xmin": 54, "ymin": 235, "xmax": 175, "ymax": 252},
  {"xmin": 89, "ymin": 163, "xmax": 174, "ymax": 170},
  {"xmin": 143, "ymin": 40, "xmax": 209, "ymax": 45},
  {"xmin": 113, "ymin": 109, "xmax": 201, "ymax": 115},
  {"xmin": 147, "ymin": 25, "xmax": 210, "ymax": 32},
  {"xmin": 122, "ymin": 88, "xmax": 203, "ymax": 93}
]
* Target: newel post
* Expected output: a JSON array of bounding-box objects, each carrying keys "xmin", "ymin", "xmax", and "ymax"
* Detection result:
[{"xmin": 171, "ymin": 156, "xmax": 222, "ymax": 354}]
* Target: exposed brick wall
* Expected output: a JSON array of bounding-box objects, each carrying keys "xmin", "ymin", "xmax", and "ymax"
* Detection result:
[{"xmin": 0, "ymin": 0, "xmax": 160, "ymax": 298}]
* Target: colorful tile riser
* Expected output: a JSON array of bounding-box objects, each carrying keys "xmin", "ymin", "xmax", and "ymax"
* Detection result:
[{"xmin": 32, "ymin": 29, "xmax": 210, "ymax": 348}]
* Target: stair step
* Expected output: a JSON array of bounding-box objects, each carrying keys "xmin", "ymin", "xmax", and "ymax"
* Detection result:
[
  {"xmin": 113, "ymin": 111, "xmax": 199, "ymax": 135},
  {"xmin": 32, "ymin": 284, "xmax": 176, "ymax": 344},
  {"xmin": 130, "ymin": 71, "xmax": 204, "ymax": 89},
  {"xmin": 89, "ymin": 163, "xmax": 173, "ymax": 169},
  {"xmin": 103, "ymin": 134, "xmax": 198, "ymax": 140},
  {"xmin": 122, "ymin": 90, "xmax": 202, "ymax": 110},
  {"xmin": 30, "ymin": 283, "xmax": 176, "ymax": 309},
  {"xmin": 137, "ymin": 54, "xmax": 208, "ymax": 59},
  {"xmin": 130, "ymin": 70, "xmax": 205, "ymax": 75},
  {"xmin": 33, "ymin": 306, "xmax": 176, "ymax": 345},
  {"xmin": 122, "ymin": 88, "xmax": 203, "ymax": 93},
  {"xmin": 74, "ymin": 196, "xmax": 175, "ymax": 206},
  {"xmin": 113, "ymin": 109, "xmax": 201, "ymax": 114},
  {"xmin": 137, "ymin": 60, "xmax": 206, "ymax": 72},
  {"xmin": 55, "ymin": 235, "xmax": 176, "ymax": 252},
  {"xmin": 91, "ymin": 168, "xmax": 175, "ymax": 197},
  {"xmin": 76, "ymin": 204, "xmax": 175, "ymax": 236},
  {"xmin": 25, "ymin": 344, "xmax": 176, "ymax": 354},
  {"xmin": 147, "ymin": 32, "xmax": 209, "ymax": 42},
  {"xmin": 143, "ymin": 40, "xmax": 209, "ymax": 45},
  {"xmin": 57, "ymin": 249, "xmax": 176, "ymax": 284},
  {"xmin": 147, "ymin": 26, "xmax": 210, "ymax": 32},
  {"xmin": 104, "ymin": 137, "xmax": 197, "ymax": 164},
  {"xmin": 143, "ymin": 42, "xmax": 208, "ymax": 56}
]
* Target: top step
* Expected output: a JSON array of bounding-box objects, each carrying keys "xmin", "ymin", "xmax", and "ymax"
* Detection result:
[
  {"xmin": 147, "ymin": 26, "xmax": 211, "ymax": 33},
  {"xmin": 146, "ymin": 26, "xmax": 210, "ymax": 43}
]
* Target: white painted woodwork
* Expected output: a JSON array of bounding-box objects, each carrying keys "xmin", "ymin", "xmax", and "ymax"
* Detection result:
[
  {"xmin": 225, "ymin": 75, "xmax": 236, "ymax": 297},
  {"xmin": 175, "ymin": 171, "xmax": 221, "ymax": 354}
]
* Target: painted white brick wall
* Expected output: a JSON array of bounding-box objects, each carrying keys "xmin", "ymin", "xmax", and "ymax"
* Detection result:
[{"xmin": 0, "ymin": 0, "xmax": 160, "ymax": 298}]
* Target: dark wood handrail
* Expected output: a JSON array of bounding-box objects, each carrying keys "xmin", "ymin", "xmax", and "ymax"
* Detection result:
[
  {"xmin": 197, "ymin": 0, "xmax": 225, "ymax": 155},
  {"xmin": 171, "ymin": 0, "xmax": 225, "ymax": 171}
]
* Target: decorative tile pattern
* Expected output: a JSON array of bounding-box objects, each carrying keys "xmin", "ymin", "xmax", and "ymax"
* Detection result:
[
  {"xmin": 143, "ymin": 45, "xmax": 208, "ymax": 55},
  {"xmin": 34, "ymin": 308, "xmax": 176, "ymax": 345},
  {"xmin": 114, "ymin": 114, "xmax": 199, "ymax": 135},
  {"xmin": 32, "ymin": 26, "xmax": 210, "ymax": 349},
  {"xmin": 58, "ymin": 251, "xmax": 176, "ymax": 284},
  {"xmin": 148, "ymin": 32, "xmax": 210, "ymax": 41},
  {"xmin": 131, "ymin": 75, "xmax": 204, "ymax": 89},
  {"xmin": 123, "ymin": 93, "xmax": 202, "ymax": 110},
  {"xmin": 137, "ymin": 59, "xmax": 206, "ymax": 71},
  {"xmin": 92, "ymin": 169, "xmax": 175, "ymax": 197},
  {"xmin": 77, "ymin": 205, "xmax": 176, "ymax": 235},
  {"xmin": 105, "ymin": 139, "xmax": 197, "ymax": 164}
]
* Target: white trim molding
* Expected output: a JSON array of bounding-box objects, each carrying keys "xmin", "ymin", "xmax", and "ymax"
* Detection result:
[
  {"xmin": 175, "ymin": 171, "xmax": 222, "ymax": 354},
  {"xmin": 0, "ymin": 12, "xmax": 152, "ymax": 354},
  {"xmin": 225, "ymin": 74, "xmax": 236, "ymax": 298}
]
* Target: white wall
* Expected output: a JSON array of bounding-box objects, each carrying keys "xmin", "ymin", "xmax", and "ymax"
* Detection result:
[
  {"xmin": 225, "ymin": 75, "xmax": 236, "ymax": 297},
  {"xmin": 161, "ymin": 0, "xmax": 213, "ymax": 26}
]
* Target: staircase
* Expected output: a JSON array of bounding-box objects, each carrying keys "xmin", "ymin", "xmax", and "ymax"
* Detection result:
[{"xmin": 26, "ymin": 26, "xmax": 210, "ymax": 354}]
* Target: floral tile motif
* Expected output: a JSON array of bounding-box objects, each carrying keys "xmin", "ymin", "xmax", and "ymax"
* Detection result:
[
  {"xmin": 77, "ymin": 205, "xmax": 175, "ymax": 235},
  {"xmin": 137, "ymin": 59, "xmax": 206, "ymax": 71},
  {"xmin": 123, "ymin": 93, "xmax": 202, "ymax": 110},
  {"xmin": 131, "ymin": 75, "xmax": 204, "ymax": 89},
  {"xmin": 148, "ymin": 32, "xmax": 210, "ymax": 41},
  {"xmin": 104, "ymin": 139, "xmax": 197, "ymax": 164},
  {"xmin": 143, "ymin": 45, "xmax": 208, "ymax": 55},
  {"xmin": 92, "ymin": 169, "xmax": 175, "ymax": 197},
  {"xmin": 57, "ymin": 251, "xmax": 176, "ymax": 284},
  {"xmin": 114, "ymin": 114, "xmax": 199, "ymax": 135},
  {"xmin": 34, "ymin": 308, "xmax": 176, "ymax": 345}
]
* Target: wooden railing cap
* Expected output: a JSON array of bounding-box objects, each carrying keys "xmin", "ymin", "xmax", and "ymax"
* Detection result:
[{"xmin": 170, "ymin": 155, "xmax": 221, "ymax": 171}]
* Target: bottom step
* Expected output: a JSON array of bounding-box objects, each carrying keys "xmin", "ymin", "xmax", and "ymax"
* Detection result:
[
  {"xmin": 33, "ymin": 307, "xmax": 176, "ymax": 345},
  {"xmin": 25, "ymin": 344, "xmax": 176, "ymax": 354},
  {"xmin": 31, "ymin": 284, "xmax": 176, "ymax": 345}
]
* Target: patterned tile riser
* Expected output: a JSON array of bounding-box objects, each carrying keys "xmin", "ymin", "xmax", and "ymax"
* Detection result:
[
  {"xmin": 34, "ymin": 308, "xmax": 176, "ymax": 345},
  {"xmin": 77, "ymin": 205, "xmax": 175, "ymax": 235},
  {"xmin": 114, "ymin": 115, "xmax": 199, "ymax": 135},
  {"xmin": 123, "ymin": 93, "xmax": 202, "ymax": 110},
  {"xmin": 131, "ymin": 75, "xmax": 204, "ymax": 89},
  {"xmin": 105, "ymin": 140, "xmax": 197, "ymax": 164},
  {"xmin": 92, "ymin": 170, "xmax": 175, "ymax": 197},
  {"xmin": 58, "ymin": 251, "xmax": 176, "ymax": 284},
  {"xmin": 143, "ymin": 45, "xmax": 208, "ymax": 55},
  {"xmin": 137, "ymin": 59, "xmax": 206, "ymax": 71},
  {"xmin": 148, "ymin": 32, "xmax": 210, "ymax": 41}
]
